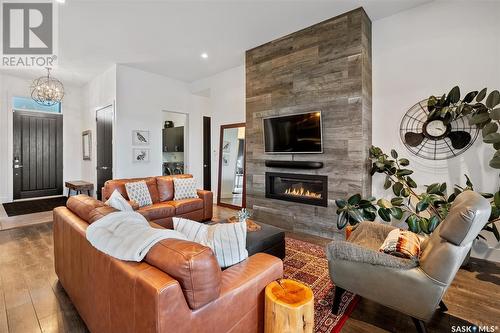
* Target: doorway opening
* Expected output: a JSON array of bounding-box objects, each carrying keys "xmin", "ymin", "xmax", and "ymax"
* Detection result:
[
  {"xmin": 162, "ymin": 111, "xmax": 188, "ymax": 176},
  {"xmin": 96, "ymin": 105, "xmax": 114, "ymax": 200}
]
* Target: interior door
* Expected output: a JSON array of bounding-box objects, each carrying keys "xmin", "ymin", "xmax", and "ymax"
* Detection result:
[
  {"xmin": 13, "ymin": 110, "xmax": 63, "ymax": 199},
  {"xmin": 203, "ymin": 116, "xmax": 211, "ymax": 190},
  {"xmin": 96, "ymin": 105, "xmax": 113, "ymax": 200}
]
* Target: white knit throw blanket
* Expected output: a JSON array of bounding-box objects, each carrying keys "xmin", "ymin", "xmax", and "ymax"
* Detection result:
[{"xmin": 86, "ymin": 212, "xmax": 187, "ymax": 262}]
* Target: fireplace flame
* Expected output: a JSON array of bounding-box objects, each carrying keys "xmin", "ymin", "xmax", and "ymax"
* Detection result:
[{"xmin": 284, "ymin": 187, "xmax": 322, "ymax": 199}]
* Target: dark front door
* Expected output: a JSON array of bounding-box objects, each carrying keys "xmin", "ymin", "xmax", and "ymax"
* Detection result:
[
  {"xmin": 96, "ymin": 105, "xmax": 113, "ymax": 200},
  {"xmin": 13, "ymin": 110, "xmax": 63, "ymax": 199},
  {"xmin": 203, "ymin": 116, "xmax": 211, "ymax": 190}
]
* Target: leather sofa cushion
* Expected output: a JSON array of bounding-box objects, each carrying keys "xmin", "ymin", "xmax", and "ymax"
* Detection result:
[
  {"xmin": 66, "ymin": 195, "xmax": 105, "ymax": 222},
  {"xmin": 89, "ymin": 205, "xmax": 151, "ymax": 224},
  {"xmin": 103, "ymin": 177, "xmax": 160, "ymax": 203},
  {"xmin": 145, "ymin": 238, "xmax": 221, "ymax": 310},
  {"xmin": 157, "ymin": 174, "xmax": 192, "ymax": 202},
  {"xmin": 138, "ymin": 202, "xmax": 176, "ymax": 221},
  {"xmin": 166, "ymin": 198, "xmax": 203, "ymax": 215}
]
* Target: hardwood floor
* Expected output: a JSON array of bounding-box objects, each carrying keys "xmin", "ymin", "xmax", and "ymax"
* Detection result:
[{"xmin": 0, "ymin": 206, "xmax": 498, "ymax": 333}]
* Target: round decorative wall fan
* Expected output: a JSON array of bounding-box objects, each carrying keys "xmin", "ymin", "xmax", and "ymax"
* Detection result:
[{"xmin": 400, "ymin": 99, "xmax": 479, "ymax": 160}]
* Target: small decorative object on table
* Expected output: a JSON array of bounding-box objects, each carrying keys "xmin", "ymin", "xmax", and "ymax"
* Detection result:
[
  {"xmin": 227, "ymin": 208, "xmax": 261, "ymax": 231},
  {"xmin": 265, "ymin": 278, "xmax": 314, "ymax": 333}
]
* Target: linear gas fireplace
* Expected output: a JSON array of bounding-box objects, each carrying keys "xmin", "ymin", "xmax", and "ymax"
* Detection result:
[{"xmin": 265, "ymin": 172, "xmax": 328, "ymax": 207}]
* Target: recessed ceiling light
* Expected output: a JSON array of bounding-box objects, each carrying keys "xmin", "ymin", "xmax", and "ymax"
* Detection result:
[
  {"xmin": 201, "ymin": 53, "xmax": 208, "ymax": 59},
  {"xmin": 55, "ymin": 0, "xmax": 66, "ymax": 3}
]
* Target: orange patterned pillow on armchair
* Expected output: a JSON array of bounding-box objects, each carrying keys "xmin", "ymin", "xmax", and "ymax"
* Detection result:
[{"xmin": 379, "ymin": 229, "xmax": 421, "ymax": 260}]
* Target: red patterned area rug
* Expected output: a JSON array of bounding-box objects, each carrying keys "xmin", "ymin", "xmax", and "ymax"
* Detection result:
[{"xmin": 283, "ymin": 237, "xmax": 358, "ymax": 333}]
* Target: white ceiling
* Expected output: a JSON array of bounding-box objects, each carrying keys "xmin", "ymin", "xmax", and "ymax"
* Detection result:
[{"xmin": 1, "ymin": 0, "xmax": 433, "ymax": 85}]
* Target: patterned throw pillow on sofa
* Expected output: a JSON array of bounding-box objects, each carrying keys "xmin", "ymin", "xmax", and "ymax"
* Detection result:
[
  {"xmin": 379, "ymin": 228, "xmax": 421, "ymax": 260},
  {"xmin": 173, "ymin": 178, "xmax": 198, "ymax": 200},
  {"xmin": 125, "ymin": 181, "xmax": 152, "ymax": 207},
  {"xmin": 173, "ymin": 217, "xmax": 248, "ymax": 268}
]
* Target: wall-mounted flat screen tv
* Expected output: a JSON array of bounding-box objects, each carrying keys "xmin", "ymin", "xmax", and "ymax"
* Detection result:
[{"xmin": 263, "ymin": 111, "xmax": 323, "ymax": 153}]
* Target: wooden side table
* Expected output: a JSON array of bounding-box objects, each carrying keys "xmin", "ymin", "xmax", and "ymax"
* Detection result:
[
  {"xmin": 65, "ymin": 181, "xmax": 94, "ymax": 197},
  {"xmin": 265, "ymin": 279, "xmax": 314, "ymax": 333}
]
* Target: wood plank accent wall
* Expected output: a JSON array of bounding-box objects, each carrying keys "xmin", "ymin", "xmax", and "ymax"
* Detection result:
[{"xmin": 245, "ymin": 8, "xmax": 372, "ymax": 238}]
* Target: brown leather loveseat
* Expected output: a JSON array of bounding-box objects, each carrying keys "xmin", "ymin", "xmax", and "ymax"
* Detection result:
[
  {"xmin": 53, "ymin": 195, "xmax": 283, "ymax": 333},
  {"xmin": 102, "ymin": 174, "xmax": 212, "ymax": 228}
]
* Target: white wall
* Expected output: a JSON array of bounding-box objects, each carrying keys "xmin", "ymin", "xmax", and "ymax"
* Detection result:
[
  {"xmin": 189, "ymin": 65, "xmax": 245, "ymax": 197},
  {"xmin": 81, "ymin": 65, "xmax": 117, "ymax": 192},
  {"xmin": 0, "ymin": 73, "xmax": 84, "ymax": 202},
  {"xmin": 115, "ymin": 65, "xmax": 208, "ymax": 188},
  {"xmin": 373, "ymin": 0, "xmax": 500, "ymax": 261}
]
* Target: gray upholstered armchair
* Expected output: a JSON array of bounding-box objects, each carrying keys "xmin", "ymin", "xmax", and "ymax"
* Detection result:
[{"xmin": 326, "ymin": 191, "xmax": 491, "ymax": 333}]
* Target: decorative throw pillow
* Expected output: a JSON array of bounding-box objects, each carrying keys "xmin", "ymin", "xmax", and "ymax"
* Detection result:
[
  {"xmin": 125, "ymin": 181, "xmax": 152, "ymax": 207},
  {"xmin": 379, "ymin": 229, "xmax": 421, "ymax": 260},
  {"xmin": 173, "ymin": 178, "xmax": 198, "ymax": 200},
  {"xmin": 173, "ymin": 217, "xmax": 248, "ymax": 268},
  {"xmin": 105, "ymin": 190, "xmax": 133, "ymax": 212}
]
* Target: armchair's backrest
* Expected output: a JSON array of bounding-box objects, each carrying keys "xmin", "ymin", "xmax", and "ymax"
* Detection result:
[{"xmin": 419, "ymin": 191, "xmax": 490, "ymax": 285}]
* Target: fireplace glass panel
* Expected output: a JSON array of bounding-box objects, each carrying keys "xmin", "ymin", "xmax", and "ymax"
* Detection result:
[{"xmin": 266, "ymin": 172, "xmax": 328, "ymax": 207}]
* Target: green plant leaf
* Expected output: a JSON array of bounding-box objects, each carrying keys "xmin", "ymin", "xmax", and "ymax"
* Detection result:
[
  {"xmin": 406, "ymin": 176, "xmax": 417, "ymax": 188},
  {"xmin": 494, "ymin": 191, "xmax": 500, "ymax": 207},
  {"xmin": 378, "ymin": 208, "xmax": 391, "ymax": 222},
  {"xmin": 398, "ymin": 158, "xmax": 409, "ymax": 166},
  {"xmin": 335, "ymin": 199, "xmax": 347, "ymax": 209},
  {"xmin": 419, "ymin": 218, "xmax": 430, "ymax": 234},
  {"xmin": 491, "ymin": 108, "xmax": 500, "ymax": 121},
  {"xmin": 448, "ymin": 192, "xmax": 456, "ymax": 203},
  {"xmin": 401, "ymin": 188, "xmax": 410, "ymax": 197},
  {"xmin": 428, "ymin": 215, "xmax": 440, "ymax": 233},
  {"xmin": 482, "ymin": 122, "xmax": 498, "ymax": 137},
  {"xmin": 391, "ymin": 197, "xmax": 404, "ymax": 206},
  {"xmin": 348, "ymin": 209, "xmax": 364, "ymax": 224},
  {"xmin": 491, "ymin": 223, "xmax": 500, "ymax": 242},
  {"xmin": 489, "ymin": 157, "xmax": 500, "ymax": 169},
  {"xmin": 483, "ymin": 133, "xmax": 500, "ymax": 144},
  {"xmin": 416, "ymin": 200, "xmax": 429, "ymax": 213},
  {"xmin": 447, "ymin": 86, "xmax": 460, "ymax": 104},
  {"xmin": 469, "ymin": 112, "xmax": 491, "ymax": 125},
  {"xmin": 494, "ymin": 142, "xmax": 500, "ymax": 150},
  {"xmin": 389, "ymin": 207, "xmax": 404, "ymax": 220},
  {"xmin": 357, "ymin": 200, "xmax": 372, "ymax": 209},
  {"xmin": 439, "ymin": 182, "xmax": 447, "ymax": 193},
  {"xmin": 347, "ymin": 194, "xmax": 361, "ymax": 205},
  {"xmin": 463, "ymin": 91, "xmax": 478, "ymax": 103},
  {"xmin": 390, "ymin": 149, "xmax": 398, "ymax": 159},
  {"xmin": 464, "ymin": 174, "xmax": 474, "ymax": 189},
  {"xmin": 406, "ymin": 215, "xmax": 420, "ymax": 233},
  {"xmin": 337, "ymin": 211, "xmax": 349, "ymax": 229},
  {"xmin": 396, "ymin": 169, "xmax": 413, "ymax": 176},
  {"xmin": 481, "ymin": 192, "xmax": 494, "ymax": 199},
  {"xmin": 377, "ymin": 198, "xmax": 393, "ymax": 209},
  {"xmin": 486, "ymin": 90, "xmax": 500, "ymax": 108},
  {"xmin": 383, "ymin": 176, "xmax": 392, "ymax": 190},
  {"xmin": 426, "ymin": 183, "xmax": 441, "ymax": 194},
  {"xmin": 393, "ymin": 182, "xmax": 404, "ymax": 196},
  {"xmin": 362, "ymin": 210, "xmax": 376, "ymax": 221},
  {"xmin": 476, "ymin": 88, "xmax": 487, "ymax": 102}
]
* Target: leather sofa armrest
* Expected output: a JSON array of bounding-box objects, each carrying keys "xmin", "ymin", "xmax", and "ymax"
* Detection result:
[
  {"xmin": 145, "ymin": 239, "xmax": 221, "ymax": 310},
  {"xmin": 197, "ymin": 189, "xmax": 213, "ymax": 221}
]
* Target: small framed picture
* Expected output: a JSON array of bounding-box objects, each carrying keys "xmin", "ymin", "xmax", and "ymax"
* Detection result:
[
  {"xmin": 133, "ymin": 148, "xmax": 150, "ymax": 162},
  {"xmin": 132, "ymin": 130, "xmax": 150, "ymax": 146},
  {"xmin": 222, "ymin": 153, "xmax": 230, "ymax": 166},
  {"xmin": 223, "ymin": 141, "xmax": 231, "ymax": 153}
]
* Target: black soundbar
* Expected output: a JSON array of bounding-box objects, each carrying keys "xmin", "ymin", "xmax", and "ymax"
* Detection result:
[{"xmin": 265, "ymin": 160, "xmax": 324, "ymax": 169}]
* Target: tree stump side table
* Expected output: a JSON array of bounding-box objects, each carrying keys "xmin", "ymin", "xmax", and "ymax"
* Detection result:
[{"xmin": 265, "ymin": 279, "xmax": 314, "ymax": 333}]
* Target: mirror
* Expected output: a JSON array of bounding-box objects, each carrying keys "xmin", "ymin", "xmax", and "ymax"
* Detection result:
[
  {"xmin": 218, "ymin": 123, "xmax": 245, "ymax": 209},
  {"xmin": 82, "ymin": 130, "xmax": 91, "ymax": 160}
]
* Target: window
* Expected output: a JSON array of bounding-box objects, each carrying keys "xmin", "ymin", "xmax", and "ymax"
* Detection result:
[{"xmin": 12, "ymin": 96, "xmax": 61, "ymax": 113}]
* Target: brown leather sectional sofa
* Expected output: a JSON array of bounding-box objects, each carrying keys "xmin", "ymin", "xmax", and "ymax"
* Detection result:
[
  {"xmin": 101, "ymin": 174, "xmax": 213, "ymax": 228},
  {"xmin": 54, "ymin": 194, "xmax": 283, "ymax": 333}
]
